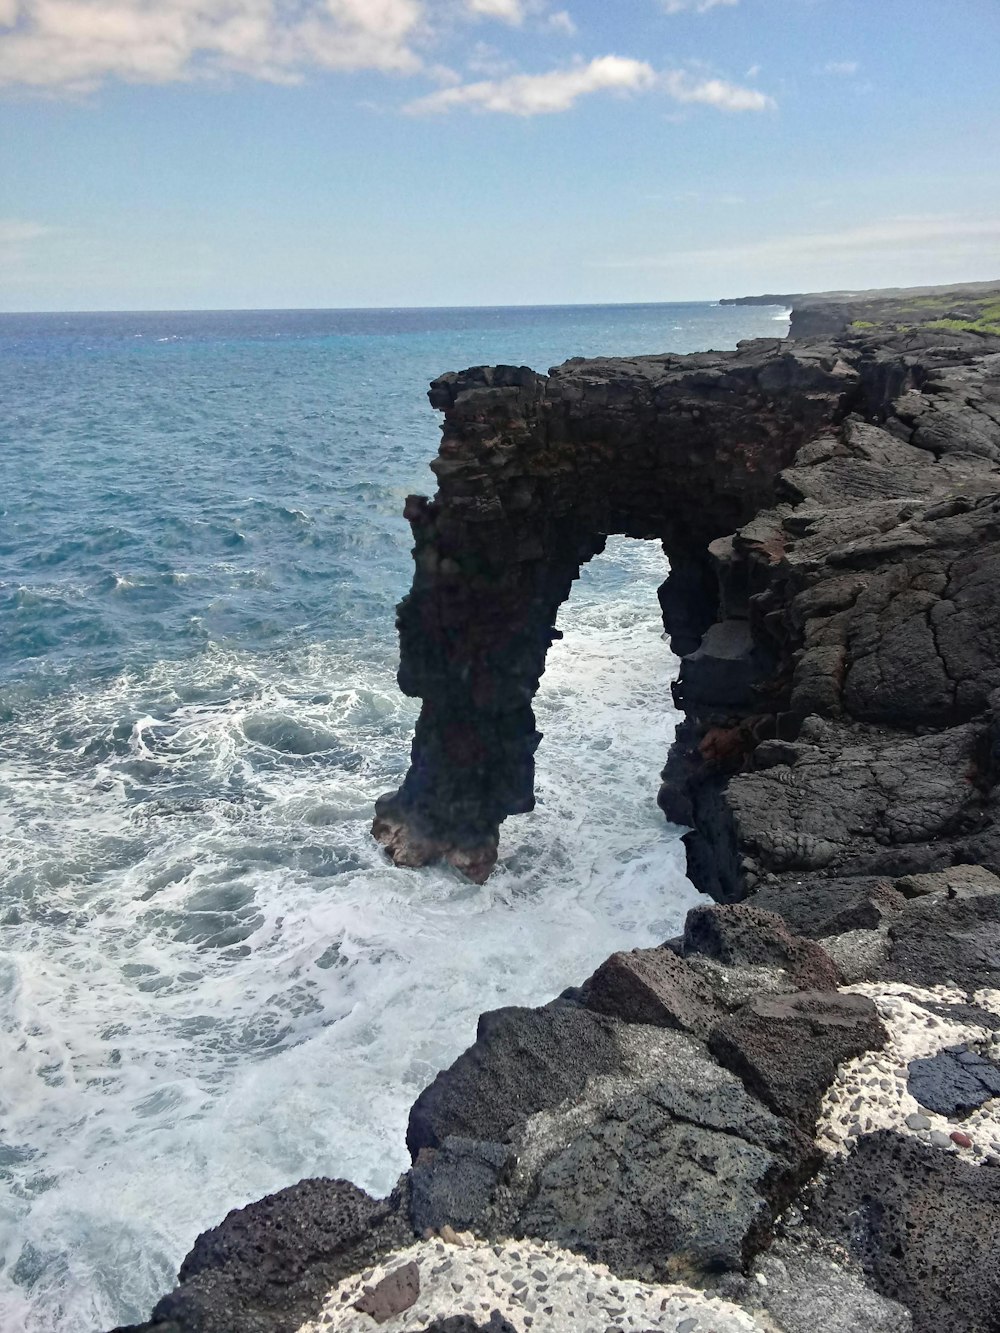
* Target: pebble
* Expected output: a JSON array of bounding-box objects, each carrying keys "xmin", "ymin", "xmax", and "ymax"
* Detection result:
[
  {"xmin": 929, "ymin": 1130, "xmax": 953, "ymax": 1149},
  {"xmin": 905, "ymin": 1113, "xmax": 931, "ymax": 1131},
  {"xmin": 951, "ymin": 1131, "xmax": 974, "ymax": 1148}
]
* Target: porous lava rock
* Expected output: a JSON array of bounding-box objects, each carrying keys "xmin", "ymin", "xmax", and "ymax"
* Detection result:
[
  {"xmin": 353, "ymin": 1260, "xmax": 420, "ymax": 1323},
  {"xmin": 406, "ymin": 1003, "xmax": 624, "ymax": 1158},
  {"xmin": 118, "ymin": 295, "xmax": 1000, "ymax": 1333},
  {"xmin": 580, "ymin": 943, "xmax": 722, "ymax": 1036},
  {"xmin": 875, "ymin": 893, "xmax": 1000, "ymax": 991},
  {"xmin": 373, "ymin": 342, "xmax": 860, "ymax": 879},
  {"xmin": 680, "ymin": 904, "xmax": 841, "ymax": 991},
  {"xmin": 708, "ymin": 990, "xmax": 887, "ymax": 1128},
  {"xmin": 807, "ymin": 1130, "xmax": 1000, "ymax": 1333},
  {"xmin": 121, "ymin": 1179, "xmax": 415, "ymax": 1333}
]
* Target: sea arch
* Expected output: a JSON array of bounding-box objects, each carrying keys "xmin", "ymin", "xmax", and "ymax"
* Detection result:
[{"xmin": 373, "ymin": 344, "xmax": 857, "ymax": 881}]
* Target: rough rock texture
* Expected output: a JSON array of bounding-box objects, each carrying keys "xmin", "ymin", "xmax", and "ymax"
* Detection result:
[
  {"xmin": 406, "ymin": 1004, "xmax": 624, "ymax": 1157},
  {"xmin": 807, "ymin": 1131, "xmax": 1000, "ymax": 1333},
  {"xmin": 509, "ymin": 1027, "xmax": 818, "ymax": 1280},
  {"xmin": 745, "ymin": 1231, "xmax": 913, "ymax": 1333},
  {"xmin": 410, "ymin": 1013, "xmax": 819, "ymax": 1284},
  {"xmin": 679, "ymin": 904, "xmax": 842, "ymax": 990},
  {"xmin": 113, "ymin": 1179, "xmax": 413, "ymax": 1333},
  {"xmin": 708, "ymin": 990, "xmax": 887, "ymax": 1128},
  {"xmin": 579, "ymin": 942, "xmax": 722, "ymax": 1036},
  {"xmin": 373, "ymin": 341, "xmax": 861, "ymax": 879},
  {"xmin": 373, "ymin": 321, "xmax": 1000, "ymax": 886}
]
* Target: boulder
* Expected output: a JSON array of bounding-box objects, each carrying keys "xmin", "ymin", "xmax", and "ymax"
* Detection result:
[
  {"xmin": 807, "ymin": 1131, "xmax": 1000, "ymax": 1333},
  {"xmin": 580, "ymin": 944, "xmax": 722, "ymax": 1036},
  {"xmin": 511, "ymin": 1028, "xmax": 820, "ymax": 1282},
  {"xmin": 708, "ymin": 991, "xmax": 887, "ymax": 1129},
  {"xmin": 147, "ymin": 1178, "xmax": 414, "ymax": 1333},
  {"xmin": 407, "ymin": 1003, "xmax": 624, "ymax": 1158},
  {"xmin": 681, "ymin": 904, "xmax": 841, "ymax": 991}
]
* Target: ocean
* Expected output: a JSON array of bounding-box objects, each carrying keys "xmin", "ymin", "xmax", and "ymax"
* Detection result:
[{"xmin": 0, "ymin": 301, "xmax": 790, "ymax": 1332}]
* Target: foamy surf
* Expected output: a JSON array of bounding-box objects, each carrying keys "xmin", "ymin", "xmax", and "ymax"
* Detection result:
[{"xmin": 0, "ymin": 537, "xmax": 694, "ymax": 1333}]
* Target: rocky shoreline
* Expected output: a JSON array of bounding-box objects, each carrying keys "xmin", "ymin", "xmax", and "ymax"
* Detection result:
[{"xmin": 118, "ymin": 289, "xmax": 1000, "ymax": 1333}]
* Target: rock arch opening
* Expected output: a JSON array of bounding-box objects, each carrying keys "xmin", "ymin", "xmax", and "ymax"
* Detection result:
[{"xmin": 373, "ymin": 346, "xmax": 857, "ymax": 881}]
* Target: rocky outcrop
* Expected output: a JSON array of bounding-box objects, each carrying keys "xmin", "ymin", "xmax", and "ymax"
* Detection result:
[
  {"xmin": 121, "ymin": 302, "xmax": 1000, "ymax": 1333},
  {"xmin": 373, "ymin": 341, "xmax": 861, "ymax": 879},
  {"xmin": 721, "ymin": 280, "xmax": 1000, "ymax": 340}
]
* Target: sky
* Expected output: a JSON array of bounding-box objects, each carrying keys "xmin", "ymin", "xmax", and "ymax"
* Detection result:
[{"xmin": 1, "ymin": 0, "xmax": 999, "ymax": 310}]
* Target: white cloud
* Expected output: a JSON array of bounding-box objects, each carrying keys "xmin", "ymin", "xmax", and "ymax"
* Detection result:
[
  {"xmin": 661, "ymin": 0, "xmax": 739, "ymax": 12},
  {"xmin": 407, "ymin": 57, "xmax": 772, "ymax": 117},
  {"xmin": 0, "ymin": 0, "xmax": 426, "ymax": 90},
  {"xmin": 406, "ymin": 53, "xmax": 656, "ymax": 115},
  {"xmin": 465, "ymin": 0, "xmax": 523, "ymax": 23},
  {"xmin": 824, "ymin": 60, "xmax": 859, "ymax": 76},
  {"xmin": 662, "ymin": 69, "xmax": 774, "ymax": 112}
]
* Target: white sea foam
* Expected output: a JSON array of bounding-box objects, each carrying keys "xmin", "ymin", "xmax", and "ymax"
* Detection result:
[{"xmin": 0, "ymin": 537, "xmax": 694, "ymax": 1332}]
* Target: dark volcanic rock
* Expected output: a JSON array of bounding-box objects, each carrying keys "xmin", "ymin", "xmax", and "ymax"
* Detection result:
[
  {"xmin": 580, "ymin": 943, "xmax": 722, "ymax": 1036},
  {"xmin": 373, "ymin": 341, "xmax": 859, "ymax": 877},
  {"xmin": 906, "ymin": 1044, "xmax": 1000, "ymax": 1116},
  {"xmin": 876, "ymin": 893, "xmax": 1000, "ymax": 990},
  {"xmin": 808, "ymin": 1131, "xmax": 1000, "ymax": 1333},
  {"xmin": 709, "ymin": 990, "xmax": 886, "ymax": 1128},
  {"xmin": 407, "ymin": 1003, "xmax": 624, "ymax": 1158},
  {"xmin": 894, "ymin": 864, "xmax": 1000, "ymax": 899},
  {"xmin": 125, "ymin": 298, "xmax": 1000, "ymax": 1333},
  {"xmin": 511, "ymin": 1028, "xmax": 820, "ymax": 1282},
  {"xmin": 402, "ymin": 1012, "xmax": 821, "ymax": 1286},
  {"xmin": 142, "ymin": 1178, "xmax": 414, "ymax": 1333},
  {"xmin": 374, "ymin": 331, "xmax": 1000, "ymax": 889},
  {"xmin": 748, "ymin": 1230, "xmax": 914, "ymax": 1333},
  {"xmin": 748, "ymin": 876, "xmax": 905, "ymax": 938},
  {"xmin": 417, "ymin": 1316, "xmax": 518, "ymax": 1333},
  {"xmin": 681, "ymin": 903, "xmax": 842, "ymax": 990},
  {"xmin": 409, "ymin": 1137, "xmax": 511, "ymax": 1236}
]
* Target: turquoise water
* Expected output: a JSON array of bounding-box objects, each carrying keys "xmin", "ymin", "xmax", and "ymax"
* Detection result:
[{"xmin": 0, "ymin": 301, "xmax": 789, "ymax": 1331}]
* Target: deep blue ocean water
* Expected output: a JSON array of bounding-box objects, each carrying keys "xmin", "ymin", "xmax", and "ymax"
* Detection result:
[{"xmin": 0, "ymin": 301, "xmax": 790, "ymax": 1331}]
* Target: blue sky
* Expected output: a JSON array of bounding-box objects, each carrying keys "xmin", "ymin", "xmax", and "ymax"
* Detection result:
[{"xmin": 1, "ymin": 0, "xmax": 998, "ymax": 310}]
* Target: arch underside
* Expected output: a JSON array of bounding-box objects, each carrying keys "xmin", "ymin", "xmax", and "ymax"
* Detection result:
[{"xmin": 373, "ymin": 344, "xmax": 860, "ymax": 881}]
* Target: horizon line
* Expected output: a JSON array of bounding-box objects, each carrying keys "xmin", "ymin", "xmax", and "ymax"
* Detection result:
[{"xmin": 0, "ymin": 297, "xmax": 783, "ymax": 317}]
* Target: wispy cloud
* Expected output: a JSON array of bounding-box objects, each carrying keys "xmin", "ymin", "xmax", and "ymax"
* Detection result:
[
  {"xmin": 406, "ymin": 54, "xmax": 656, "ymax": 115},
  {"xmin": 661, "ymin": 0, "xmax": 739, "ymax": 13},
  {"xmin": 0, "ymin": 218, "xmax": 56, "ymax": 244},
  {"xmin": 465, "ymin": 0, "xmax": 525, "ymax": 24},
  {"xmin": 545, "ymin": 8, "xmax": 576, "ymax": 35},
  {"xmin": 407, "ymin": 59, "xmax": 773, "ymax": 116},
  {"xmin": 662, "ymin": 69, "xmax": 774, "ymax": 112},
  {"xmin": 593, "ymin": 216, "xmax": 1000, "ymax": 270},
  {"xmin": 823, "ymin": 60, "xmax": 860, "ymax": 76},
  {"xmin": 0, "ymin": 219, "xmax": 60, "ymax": 279}
]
